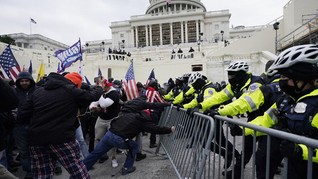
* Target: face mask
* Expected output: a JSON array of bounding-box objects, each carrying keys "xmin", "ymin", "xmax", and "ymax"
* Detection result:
[
  {"xmin": 192, "ymin": 78, "xmax": 205, "ymax": 90},
  {"xmin": 279, "ymin": 79, "xmax": 298, "ymax": 99},
  {"xmin": 229, "ymin": 74, "xmax": 248, "ymax": 88}
]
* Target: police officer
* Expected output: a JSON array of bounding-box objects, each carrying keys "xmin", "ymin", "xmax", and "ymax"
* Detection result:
[{"xmin": 238, "ymin": 44, "xmax": 318, "ymax": 179}]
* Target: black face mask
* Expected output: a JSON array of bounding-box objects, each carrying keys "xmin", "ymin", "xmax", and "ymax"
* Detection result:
[
  {"xmin": 279, "ymin": 79, "xmax": 299, "ymax": 99},
  {"xmin": 229, "ymin": 73, "xmax": 248, "ymax": 89},
  {"xmin": 192, "ymin": 78, "xmax": 205, "ymax": 90}
]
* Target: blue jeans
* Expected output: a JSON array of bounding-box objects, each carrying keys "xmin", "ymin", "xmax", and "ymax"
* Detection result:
[
  {"xmin": 13, "ymin": 125, "xmax": 31, "ymax": 173},
  {"xmin": 76, "ymin": 126, "xmax": 89, "ymax": 158},
  {"xmin": 83, "ymin": 131, "xmax": 138, "ymax": 170}
]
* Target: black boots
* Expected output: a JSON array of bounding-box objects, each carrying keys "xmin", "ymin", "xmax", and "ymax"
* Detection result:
[{"xmin": 136, "ymin": 153, "xmax": 147, "ymax": 161}]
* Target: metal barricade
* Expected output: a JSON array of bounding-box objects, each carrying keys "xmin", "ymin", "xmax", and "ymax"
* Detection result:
[
  {"xmin": 158, "ymin": 106, "xmax": 318, "ymax": 179},
  {"xmin": 157, "ymin": 106, "xmax": 215, "ymax": 179}
]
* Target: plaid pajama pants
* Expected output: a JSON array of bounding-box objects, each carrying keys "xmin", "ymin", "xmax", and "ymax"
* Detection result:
[{"xmin": 29, "ymin": 139, "xmax": 90, "ymax": 179}]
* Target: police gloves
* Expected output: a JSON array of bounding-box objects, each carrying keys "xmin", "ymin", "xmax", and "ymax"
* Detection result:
[
  {"xmin": 279, "ymin": 140, "xmax": 302, "ymax": 159},
  {"xmin": 205, "ymin": 109, "xmax": 219, "ymax": 117},
  {"xmin": 230, "ymin": 125, "xmax": 243, "ymax": 136},
  {"xmin": 186, "ymin": 107, "xmax": 200, "ymax": 117}
]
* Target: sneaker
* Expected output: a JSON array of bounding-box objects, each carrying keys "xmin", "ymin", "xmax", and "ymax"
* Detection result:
[
  {"xmin": 121, "ymin": 166, "xmax": 136, "ymax": 175},
  {"xmin": 112, "ymin": 159, "xmax": 118, "ymax": 168},
  {"xmin": 99, "ymin": 155, "xmax": 109, "ymax": 163},
  {"xmin": 136, "ymin": 153, "xmax": 147, "ymax": 161},
  {"xmin": 149, "ymin": 143, "xmax": 158, "ymax": 148},
  {"xmin": 54, "ymin": 166, "xmax": 62, "ymax": 175}
]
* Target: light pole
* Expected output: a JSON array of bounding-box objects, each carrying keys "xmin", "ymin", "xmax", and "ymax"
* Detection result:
[
  {"xmin": 220, "ymin": 30, "xmax": 224, "ymax": 42},
  {"xmin": 273, "ymin": 22, "xmax": 280, "ymax": 54}
]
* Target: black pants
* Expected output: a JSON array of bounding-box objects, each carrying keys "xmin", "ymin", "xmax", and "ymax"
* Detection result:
[
  {"xmin": 212, "ymin": 119, "xmax": 237, "ymax": 158},
  {"xmin": 150, "ymin": 111, "xmax": 161, "ymax": 145},
  {"xmin": 256, "ymin": 136, "xmax": 283, "ymax": 179}
]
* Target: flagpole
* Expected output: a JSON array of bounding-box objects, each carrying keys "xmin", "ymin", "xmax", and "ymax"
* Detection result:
[{"xmin": 30, "ymin": 17, "xmax": 32, "ymax": 35}]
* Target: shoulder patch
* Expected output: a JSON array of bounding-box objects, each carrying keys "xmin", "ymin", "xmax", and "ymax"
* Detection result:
[
  {"xmin": 208, "ymin": 89, "xmax": 214, "ymax": 95},
  {"xmin": 249, "ymin": 83, "xmax": 259, "ymax": 92}
]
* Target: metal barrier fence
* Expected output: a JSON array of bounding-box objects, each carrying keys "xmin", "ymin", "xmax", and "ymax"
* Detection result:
[{"xmin": 157, "ymin": 106, "xmax": 318, "ymax": 179}]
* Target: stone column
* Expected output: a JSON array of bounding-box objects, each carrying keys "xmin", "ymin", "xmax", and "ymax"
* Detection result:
[
  {"xmin": 181, "ymin": 21, "xmax": 184, "ymax": 43},
  {"xmin": 170, "ymin": 23, "xmax": 173, "ymax": 45},
  {"xmin": 135, "ymin": 26, "xmax": 139, "ymax": 47},
  {"xmin": 145, "ymin": 25, "xmax": 149, "ymax": 46},
  {"xmin": 159, "ymin": 24, "xmax": 163, "ymax": 45},
  {"xmin": 185, "ymin": 21, "xmax": 188, "ymax": 43},
  {"xmin": 196, "ymin": 20, "xmax": 199, "ymax": 41},
  {"xmin": 149, "ymin": 25, "xmax": 153, "ymax": 46}
]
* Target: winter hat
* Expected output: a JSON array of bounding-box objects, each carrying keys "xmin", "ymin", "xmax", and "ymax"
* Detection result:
[{"xmin": 65, "ymin": 72, "xmax": 82, "ymax": 88}]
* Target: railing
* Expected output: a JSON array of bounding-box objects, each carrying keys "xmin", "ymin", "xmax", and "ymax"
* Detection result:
[
  {"xmin": 278, "ymin": 14, "xmax": 318, "ymax": 49},
  {"xmin": 157, "ymin": 106, "xmax": 318, "ymax": 179}
]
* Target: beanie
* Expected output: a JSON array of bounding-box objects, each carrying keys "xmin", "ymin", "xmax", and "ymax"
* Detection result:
[{"xmin": 64, "ymin": 72, "xmax": 82, "ymax": 89}]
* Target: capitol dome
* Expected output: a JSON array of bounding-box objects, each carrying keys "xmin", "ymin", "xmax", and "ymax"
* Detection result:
[{"xmin": 146, "ymin": 0, "xmax": 206, "ymax": 14}]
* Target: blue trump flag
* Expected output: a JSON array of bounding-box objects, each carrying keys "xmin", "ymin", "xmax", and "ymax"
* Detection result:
[{"xmin": 55, "ymin": 40, "xmax": 82, "ymax": 72}]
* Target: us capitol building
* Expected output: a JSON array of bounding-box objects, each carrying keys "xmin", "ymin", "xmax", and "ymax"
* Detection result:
[{"xmin": 1, "ymin": 0, "xmax": 318, "ymax": 84}]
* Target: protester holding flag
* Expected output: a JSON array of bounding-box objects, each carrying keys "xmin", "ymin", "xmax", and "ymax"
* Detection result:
[{"xmin": 18, "ymin": 72, "xmax": 103, "ymax": 178}]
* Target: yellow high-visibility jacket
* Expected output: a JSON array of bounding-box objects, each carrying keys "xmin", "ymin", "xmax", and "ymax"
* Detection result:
[{"xmin": 245, "ymin": 89, "xmax": 318, "ymax": 163}]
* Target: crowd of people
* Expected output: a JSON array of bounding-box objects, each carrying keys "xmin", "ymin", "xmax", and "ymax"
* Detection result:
[{"xmin": 0, "ymin": 44, "xmax": 318, "ymax": 179}]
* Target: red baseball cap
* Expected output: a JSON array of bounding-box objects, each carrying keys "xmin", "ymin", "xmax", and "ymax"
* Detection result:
[{"xmin": 103, "ymin": 79, "xmax": 113, "ymax": 87}]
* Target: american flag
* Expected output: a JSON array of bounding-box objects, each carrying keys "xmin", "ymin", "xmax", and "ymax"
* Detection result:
[
  {"xmin": 145, "ymin": 68, "xmax": 156, "ymax": 85},
  {"xmin": 0, "ymin": 45, "xmax": 21, "ymax": 81},
  {"xmin": 123, "ymin": 63, "xmax": 139, "ymax": 100}
]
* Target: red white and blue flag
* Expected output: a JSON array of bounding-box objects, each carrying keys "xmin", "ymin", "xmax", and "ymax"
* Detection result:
[
  {"xmin": 0, "ymin": 45, "xmax": 21, "ymax": 80},
  {"xmin": 123, "ymin": 63, "xmax": 139, "ymax": 100},
  {"xmin": 55, "ymin": 39, "xmax": 82, "ymax": 72}
]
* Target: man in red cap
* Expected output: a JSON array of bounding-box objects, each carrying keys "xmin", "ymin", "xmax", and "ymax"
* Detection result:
[
  {"xmin": 89, "ymin": 79, "xmax": 121, "ymax": 166},
  {"xmin": 18, "ymin": 72, "xmax": 103, "ymax": 179}
]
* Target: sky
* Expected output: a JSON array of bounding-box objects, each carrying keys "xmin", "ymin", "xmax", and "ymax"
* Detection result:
[{"xmin": 0, "ymin": 0, "xmax": 290, "ymax": 46}]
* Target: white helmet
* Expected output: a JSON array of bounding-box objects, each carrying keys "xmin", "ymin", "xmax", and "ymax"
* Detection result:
[
  {"xmin": 269, "ymin": 44, "xmax": 318, "ymax": 71},
  {"xmin": 225, "ymin": 61, "xmax": 249, "ymax": 72},
  {"xmin": 188, "ymin": 72, "xmax": 202, "ymax": 85}
]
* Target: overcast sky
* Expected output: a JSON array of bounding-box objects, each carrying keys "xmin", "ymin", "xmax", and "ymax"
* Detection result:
[{"xmin": 0, "ymin": 0, "xmax": 290, "ymax": 46}]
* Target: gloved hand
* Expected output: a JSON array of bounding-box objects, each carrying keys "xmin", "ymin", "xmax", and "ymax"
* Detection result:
[
  {"xmin": 174, "ymin": 104, "xmax": 183, "ymax": 111},
  {"xmin": 205, "ymin": 109, "xmax": 219, "ymax": 118},
  {"xmin": 229, "ymin": 125, "xmax": 243, "ymax": 136},
  {"xmin": 186, "ymin": 107, "xmax": 200, "ymax": 117},
  {"xmin": 280, "ymin": 140, "xmax": 302, "ymax": 159}
]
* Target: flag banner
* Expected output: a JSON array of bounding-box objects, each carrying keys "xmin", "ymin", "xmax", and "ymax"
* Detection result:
[
  {"xmin": 98, "ymin": 67, "xmax": 102, "ymax": 78},
  {"xmin": 28, "ymin": 60, "xmax": 32, "ymax": 74},
  {"xmin": 30, "ymin": 18, "xmax": 37, "ymax": 24},
  {"xmin": 36, "ymin": 63, "xmax": 45, "ymax": 82},
  {"xmin": 123, "ymin": 63, "xmax": 139, "ymax": 100},
  {"xmin": 55, "ymin": 40, "xmax": 82, "ymax": 72},
  {"xmin": 84, "ymin": 76, "xmax": 91, "ymax": 85},
  {"xmin": 22, "ymin": 65, "xmax": 26, "ymax": 72},
  {"xmin": 57, "ymin": 62, "xmax": 63, "ymax": 73},
  {"xmin": 0, "ymin": 45, "xmax": 21, "ymax": 80},
  {"xmin": 146, "ymin": 68, "xmax": 155, "ymax": 85}
]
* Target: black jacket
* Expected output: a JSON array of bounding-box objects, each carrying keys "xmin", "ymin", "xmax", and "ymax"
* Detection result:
[
  {"xmin": 19, "ymin": 73, "xmax": 103, "ymax": 145},
  {"xmin": 0, "ymin": 78, "xmax": 18, "ymax": 150},
  {"xmin": 109, "ymin": 95, "xmax": 171, "ymax": 139}
]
